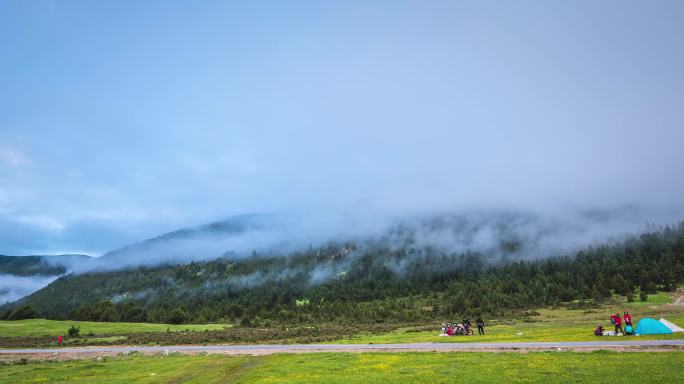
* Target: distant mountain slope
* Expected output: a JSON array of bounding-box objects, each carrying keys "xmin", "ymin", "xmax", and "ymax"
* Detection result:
[
  {"xmin": 5, "ymin": 209, "xmax": 681, "ymax": 320},
  {"xmin": 70, "ymin": 208, "xmax": 655, "ymax": 273},
  {"xmin": 0, "ymin": 254, "xmax": 91, "ymax": 276},
  {"xmin": 1, "ymin": 214, "xmax": 277, "ymax": 304},
  {"xmin": 74, "ymin": 213, "xmax": 278, "ymax": 272},
  {"xmin": 8, "ymin": 223, "xmax": 684, "ymax": 323},
  {"xmin": 101, "ymin": 213, "xmax": 275, "ymax": 258}
]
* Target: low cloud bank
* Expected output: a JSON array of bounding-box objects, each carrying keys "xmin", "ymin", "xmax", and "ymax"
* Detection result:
[
  {"xmin": 4, "ymin": 205, "xmax": 683, "ymax": 305},
  {"xmin": 0, "ymin": 274, "xmax": 59, "ymax": 305},
  {"xmin": 61, "ymin": 205, "xmax": 683, "ymax": 274}
]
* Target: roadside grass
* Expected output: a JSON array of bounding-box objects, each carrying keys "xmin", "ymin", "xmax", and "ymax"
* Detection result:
[
  {"xmin": 240, "ymin": 352, "xmax": 684, "ymax": 384},
  {"xmin": 69, "ymin": 336, "xmax": 128, "ymax": 345},
  {"xmin": 0, "ymin": 354, "xmax": 257, "ymax": 384},
  {"xmin": 2, "ymin": 352, "xmax": 683, "ymax": 383},
  {"xmin": 0, "ymin": 319, "xmax": 228, "ymax": 337}
]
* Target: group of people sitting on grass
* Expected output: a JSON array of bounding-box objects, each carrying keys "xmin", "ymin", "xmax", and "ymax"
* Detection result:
[
  {"xmin": 440, "ymin": 317, "xmax": 486, "ymax": 336},
  {"xmin": 594, "ymin": 311, "xmax": 634, "ymax": 336}
]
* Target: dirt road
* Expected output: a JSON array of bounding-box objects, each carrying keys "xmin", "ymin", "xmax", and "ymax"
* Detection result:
[{"xmin": 2, "ymin": 340, "xmax": 683, "ymax": 359}]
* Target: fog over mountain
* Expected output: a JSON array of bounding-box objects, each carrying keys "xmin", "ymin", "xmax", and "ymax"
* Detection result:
[
  {"xmin": 0, "ymin": 275, "xmax": 59, "ymax": 305},
  {"xmin": 61, "ymin": 206, "xmax": 681, "ymax": 275},
  {"xmin": 0, "ymin": 254, "xmax": 90, "ymax": 304}
]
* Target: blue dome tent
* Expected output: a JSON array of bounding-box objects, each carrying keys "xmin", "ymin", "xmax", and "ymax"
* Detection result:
[{"xmin": 635, "ymin": 318, "xmax": 673, "ymax": 335}]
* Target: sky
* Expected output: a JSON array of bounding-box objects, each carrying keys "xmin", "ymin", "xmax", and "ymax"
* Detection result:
[{"xmin": 1, "ymin": 0, "xmax": 684, "ymax": 256}]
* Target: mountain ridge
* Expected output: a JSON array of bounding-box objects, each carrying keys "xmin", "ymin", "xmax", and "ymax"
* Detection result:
[{"xmin": 5, "ymin": 222, "xmax": 683, "ymax": 324}]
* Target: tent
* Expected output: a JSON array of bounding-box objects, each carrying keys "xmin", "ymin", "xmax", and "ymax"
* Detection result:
[
  {"xmin": 659, "ymin": 318, "xmax": 684, "ymax": 333},
  {"xmin": 635, "ymin": 318, "xmax": 673, "ymax": 335}
]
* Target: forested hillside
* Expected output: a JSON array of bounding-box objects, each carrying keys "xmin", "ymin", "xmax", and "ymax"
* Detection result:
[{"xmin": 7, "ymin": 223, "xmax": 684, "ymax": 325}]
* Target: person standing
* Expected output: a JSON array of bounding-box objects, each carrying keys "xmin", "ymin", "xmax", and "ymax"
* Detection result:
[
  {"xmin": 611, "ymin": 313, "xmax": 623, "ymax": 335},
  {"xmin": 57, "ymin": 335, "xmax": 63, "ymax": 346},
  {"xmin": 476, "ymin": 316, "xmax": 485, "ymax": 335},
  {"xmin": 623, "ymin": 312, "xmax": 632, "ymax": 327}
]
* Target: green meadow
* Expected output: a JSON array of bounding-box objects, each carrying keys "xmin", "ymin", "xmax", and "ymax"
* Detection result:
[
  {"xmin": 0, "ymin": 319, "xmax": 228, "ymax": 338},
  {"xmin": 2, "ymin": 351, "xmax": 683, "ymax": 383},
  {"xmin": 1, "ymin": 290, "xmax": 683, "ymax": 346},
  {"xmin": 1, "ymin": 291, "xmax": 683, "ymax": 383},
  {"xmin": 335, "ymin": 291, "xmax": 684, "ymax": 344}
]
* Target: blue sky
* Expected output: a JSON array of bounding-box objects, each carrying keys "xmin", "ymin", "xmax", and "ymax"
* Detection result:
[{"xmin": 1, "ymin": 0, "xmax": 684, "ymax": 255}]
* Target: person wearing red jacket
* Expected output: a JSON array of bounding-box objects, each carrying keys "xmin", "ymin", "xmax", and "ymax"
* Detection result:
[
  {"xmin": 623, "ymin": 312, "xmax": 632, "ymax": 327},
  {"xmin": 610, "ymin": 313, "xmax": 623, "ymax": 334}
]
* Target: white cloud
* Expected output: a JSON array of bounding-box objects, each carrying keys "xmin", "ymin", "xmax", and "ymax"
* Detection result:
[
  {"xmin": 0, "ymin": 148, "xmax": 29, "ymax": 168},
  {"xmin": 0, "ymin": 274, "xmax": 59, "ymax": 305},
  {"xmin": 14, "ymin": 215, "xmax": 66, "ymax": 232}
]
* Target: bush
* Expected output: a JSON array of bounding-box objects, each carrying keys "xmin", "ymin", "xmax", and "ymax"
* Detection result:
[
  {"xmin": 639, "ymin": 291, "xmax": 648, "ymax": 302},
  {"xmin": 166, "ymin": 308, "xmax": 187, "ymax": 324},
  {"xmin": 626, "ymin": 292, "xmax": 635, "ymax": 302},
  {"xmin": 68, "ymin": 325, "xmax": 81, "ymax": 338}
]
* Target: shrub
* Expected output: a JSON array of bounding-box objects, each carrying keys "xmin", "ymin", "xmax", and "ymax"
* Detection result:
[
  {"xmin": 166, "ymin": 308, "xmax": 187, "ymax": 324},
  {"xmin": 68, "ymin": 325, "xmax": 80, "ymax": 338},
  {"xmin": 639, "ymin": 291, "xmax": 648, "ymax": 302}
]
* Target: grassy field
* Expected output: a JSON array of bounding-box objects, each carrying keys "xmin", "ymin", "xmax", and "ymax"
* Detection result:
[
  {"xmin": 1, "ymin": 292, "xmax": 683, "ymax": 382},
  {"xmin": 1, "ymin": 351, "xmax": 683, "ymax": 383},
  {"xmin": 0, "ymin": 290, "xmax": 682, "ymax": 346},
  {"xmin": 0, "ymin": 319, "xmax": 228, "ymax": 337},
  {"xmin": 333, "ymin": 291, "xmax": 684, "ymax": 344},
  {"xmin": 337, "ymin": 314, "xmax": 684, "ymax": 344}
]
